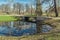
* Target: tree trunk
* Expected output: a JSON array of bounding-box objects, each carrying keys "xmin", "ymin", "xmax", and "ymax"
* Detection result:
[
  {"xmin": 54, "ymin": 0, "xmax": 58, "ymax": 17},
  {"xmin": 36, "ymin": 0, "xmax": 42, "ymax": 16},
  {"xmin": 31, "ymin": 4, "xmax": 32, "ymax": 15},
  {"xmin": 19, "ymin": 9, "xmax": 20, "ymax": 14}
]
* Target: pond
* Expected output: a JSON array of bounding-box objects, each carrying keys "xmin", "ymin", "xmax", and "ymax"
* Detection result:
[
  {"xmin": 0, "ymin": 21, "xmax": 53, "ymax": 36},
  {"xmin": 0, "ymin": 21, "xmax": 36, "ymax": 36}
]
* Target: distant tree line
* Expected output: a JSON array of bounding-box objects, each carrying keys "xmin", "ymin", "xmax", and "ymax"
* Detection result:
[{"xmin": 0, "ymin": 2, "xmax": 35, "ymax": 15}]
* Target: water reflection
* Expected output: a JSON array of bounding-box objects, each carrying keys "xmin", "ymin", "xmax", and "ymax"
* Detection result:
[
  {"xmin": 0, "ymin": 21, "xmax": 36, "ymax": 36},
  {"xmin": 0, "ymin": 21, "xmax": 52, "ymax": 36},
  {"xmin": 42, "ymin": 25, "xmax": 52, "ymax": 33}
]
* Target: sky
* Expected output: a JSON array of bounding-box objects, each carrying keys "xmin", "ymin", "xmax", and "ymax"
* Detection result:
[
  {"xmin": 0, "ymin": 0, "xmax": 35, "ymax": 4},
  {"xmin": 0, "ymin": 0, "xmax": 56, "ymax": 12}
]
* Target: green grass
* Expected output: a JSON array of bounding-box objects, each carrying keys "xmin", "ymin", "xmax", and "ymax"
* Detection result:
[{"xmin": 0, "ymin": 16, "xmax": 17, "ymax": 21}]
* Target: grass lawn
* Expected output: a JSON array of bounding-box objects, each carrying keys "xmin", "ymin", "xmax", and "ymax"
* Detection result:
[{"xmin": 0, "ymin": 16, "xmax": 17, "ymax": 21}]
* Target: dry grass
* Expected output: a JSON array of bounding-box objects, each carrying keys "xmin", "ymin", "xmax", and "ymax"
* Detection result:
[
  {"xmin": 0, "ymin": 35, "xmax": 44, "ymax": 40},
  {"xmin": 0, "ymin": 33, "xmax": 60, "ymax": 40},
  {"xmin": 0, "ymin": 36, "xmax": 20, "ymax": 40}
]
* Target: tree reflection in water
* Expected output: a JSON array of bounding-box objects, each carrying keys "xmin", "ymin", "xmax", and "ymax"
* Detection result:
[
  {"xmin": 0, "ymin": 21, "xmax": 36, "ymax": 36},
  {"xmin": 0, "ymin": 21, "xmax": 52, "ymax": 36}
]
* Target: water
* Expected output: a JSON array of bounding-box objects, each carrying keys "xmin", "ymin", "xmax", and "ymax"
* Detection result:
[
  {"xmin": 0, "ymin": 21, "xmax": 36, "ymax": 36},
  {"xmin": 10, "ymin": 22, "xmax": 14, "ymax": 28},
  {"xmin": 42, "ymin": 25, "xmax": 53, "ymax": 33},
  {"xmin": 0, "ymin": 21, "xmax": 52, "ymax": 36}
]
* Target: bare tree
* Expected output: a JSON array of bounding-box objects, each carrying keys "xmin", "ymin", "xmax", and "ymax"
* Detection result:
[
  {"xmin": 44, "ymin": 0, "xmax": 53, "ymax": 17},
  {"xmin": 0, "ymin": 4, "xmax": 10, "ymax": 14},
  {"xmin": 25, "ymin": 4, "xmax": 30, "ymax": 13},
  {"xmin": 36, "ymin": 0, "xmax": 42, "ymax": 16},
  {"xmin": 13, "ymin": 3, "xmax": 22, "ymax": 14},
  {"xmin": 54, "ymin": 0, "xmax": 58, "ymax": 17}
]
